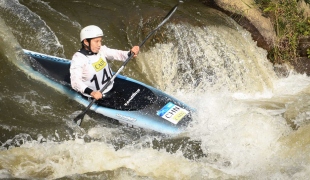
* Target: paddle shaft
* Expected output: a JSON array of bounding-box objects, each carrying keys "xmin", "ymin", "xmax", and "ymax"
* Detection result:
[{"xmin": 74, "ymin": 2, "xmax": 181, "ymax": 125}]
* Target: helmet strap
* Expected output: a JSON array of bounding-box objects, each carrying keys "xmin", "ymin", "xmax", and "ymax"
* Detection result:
[{"xmin": 82, "ymin": 39, "xmax": 96, "ymax": 55}]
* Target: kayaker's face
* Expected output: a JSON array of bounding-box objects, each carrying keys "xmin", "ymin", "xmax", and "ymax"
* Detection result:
[
  {"xmin": 90, "ymin": 37, "xmax": 102, "ymax": 53},
  {"xmin": 84, "ymin": 37, "xmax": 102, "ymax": 53}
]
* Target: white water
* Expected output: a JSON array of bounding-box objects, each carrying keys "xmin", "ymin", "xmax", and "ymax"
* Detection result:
[
  {"xmin": 1, "ymin": 72, "xmax": 310, "ymax": 179},
  {"xmin": 1, "ymin": 2, "xmax": 310, "ymax": 179},
  {"xmin": 139, "ymin": 23, "xmax": 276, "ymax": 94}
]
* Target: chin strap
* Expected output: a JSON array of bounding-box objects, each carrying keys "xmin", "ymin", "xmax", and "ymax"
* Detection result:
[
  {"xmin": 79, "ymin": 47, "xmax": 96, "ymax": 56},
  {"xmin": 82, "ymin": 39, "xmax": 97, "ymax": 55}
]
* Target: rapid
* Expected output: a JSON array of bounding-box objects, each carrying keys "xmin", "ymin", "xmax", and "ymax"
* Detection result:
[{"xmin": 0, "ymin": 0, "xmax": 310, "ymax": 179}]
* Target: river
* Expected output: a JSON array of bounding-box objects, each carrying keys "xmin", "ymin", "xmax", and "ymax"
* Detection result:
[{"xmin": 1, "ymin": 0, "xmax": 310, "ymax": 179}]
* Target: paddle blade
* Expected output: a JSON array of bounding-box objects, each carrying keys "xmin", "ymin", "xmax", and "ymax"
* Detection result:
[{"xmin": 73, "ymin": 112, "xmax": 86, "ymax": 126}]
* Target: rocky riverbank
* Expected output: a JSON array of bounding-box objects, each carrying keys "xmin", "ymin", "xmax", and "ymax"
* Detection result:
[{"xmin": 201, "ymin": 0, "xmax": 310, "ymax": 76}]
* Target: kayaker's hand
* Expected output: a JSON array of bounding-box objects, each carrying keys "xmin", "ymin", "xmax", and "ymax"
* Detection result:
[
  {"xmin": 90, "ymin": 91, "xmax": 102, "ymax": 100},
  {"xmin": 130, "ymin": 46, "xmax": 139, "ymax": 57}
]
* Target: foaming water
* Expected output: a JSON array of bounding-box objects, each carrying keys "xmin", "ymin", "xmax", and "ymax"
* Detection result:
[
  {"xmin": 185, "ymin": 92, "xmax": 289, "ymax": 175},
  {"xmin": 138, "ymin": 22, "xmax": 276, "ymax": 94},
  {"xmin": 183, "ymin": 72, "xmax": 310, "ymax": 179},
  {"xmin": 1, "ymin": 0, "xmax": 310, "ymax": 179},
  {"xmin": 137, "ymin": 20, "xmax": 310, "ymax": 178},
  {"xmin": 0, "ymin": 138, "xmax": 233, "ymax": 179}
]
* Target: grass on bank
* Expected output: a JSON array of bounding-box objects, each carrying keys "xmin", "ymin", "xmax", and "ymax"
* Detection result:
[{"xmin": 255, "ymin": 0, "xmax": 310, "ymax": 63}]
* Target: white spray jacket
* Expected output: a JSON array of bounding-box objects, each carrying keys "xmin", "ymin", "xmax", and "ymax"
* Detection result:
[{"xmin": 70, "ymin": 45, "xmax": 129, "ymax": 97}]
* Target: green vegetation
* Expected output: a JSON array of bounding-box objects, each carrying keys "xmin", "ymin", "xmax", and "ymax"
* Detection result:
[
  {"xmin": 255, "ymin": 0, "xmax": 310, "ymax": 63},
  {"xmin": 307, "ymin": 48, "xmax": 310, "ymax": 58}
]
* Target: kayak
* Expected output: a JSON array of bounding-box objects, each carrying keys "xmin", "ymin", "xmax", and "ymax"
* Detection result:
[{"xmin": 23, "ymin": 49, "xmax": 193, "ymax": 134}]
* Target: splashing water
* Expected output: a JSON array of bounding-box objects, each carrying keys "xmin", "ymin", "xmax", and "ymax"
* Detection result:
[
  {"xmin": 1, "ymin": 0, "xmax": 310, "ymax": 179},
  {"xmin": 138, "ymin": 22, "xmax": 276, "ymax": 95}
]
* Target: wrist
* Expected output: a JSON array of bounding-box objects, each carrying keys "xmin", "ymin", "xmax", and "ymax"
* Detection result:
[
  {"xmin": 90, "ymin": 91, "xmax": 95, "ymax": 96},
  {"xmin": 128, "ymin": 51, "xmax": 133, "ymax": 56},
  {"xmin": 84, "ymin": 87, "xmax": 93, "ymax": 95}
]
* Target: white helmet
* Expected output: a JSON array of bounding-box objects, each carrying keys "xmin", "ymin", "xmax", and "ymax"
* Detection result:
[{"xmin": 80, "ymin": 25, "xmax": 103, "ymax": 42}]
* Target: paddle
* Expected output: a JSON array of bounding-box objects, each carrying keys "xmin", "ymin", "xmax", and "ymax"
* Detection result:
[{"xmin": 73, "ymin": 1, "xmax": 183, "ymax": 126}]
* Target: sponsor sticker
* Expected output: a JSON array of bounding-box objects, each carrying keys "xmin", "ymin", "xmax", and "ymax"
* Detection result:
[
  {"xmin": 157, "ymin": 102, "xmax": 189, "ymax": 124},
  {"xmin": 116, "ymin": 114, "xmax": 137, "ymax": 123},
  {"xmin": 92, "ymin": 57, "xmax": 107, "ymax": 72}
]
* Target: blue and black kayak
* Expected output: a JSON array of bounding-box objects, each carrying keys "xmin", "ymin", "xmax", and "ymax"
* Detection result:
[{"xmin": 23, "ymin": 49, "xmax": 193, "ymax": 134}]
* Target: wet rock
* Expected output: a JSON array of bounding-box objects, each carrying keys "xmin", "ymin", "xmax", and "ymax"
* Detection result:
[
  {"xmin": 293, "ymin": 37, "xmax": 310, "ymax": 75},
  {"xmin": 291, "ymin": 57, "xmax": 310, "ymax": 75},
  {"xmin": 200, "ymin": 0, "xmax": 275, "ymax": 52}
]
